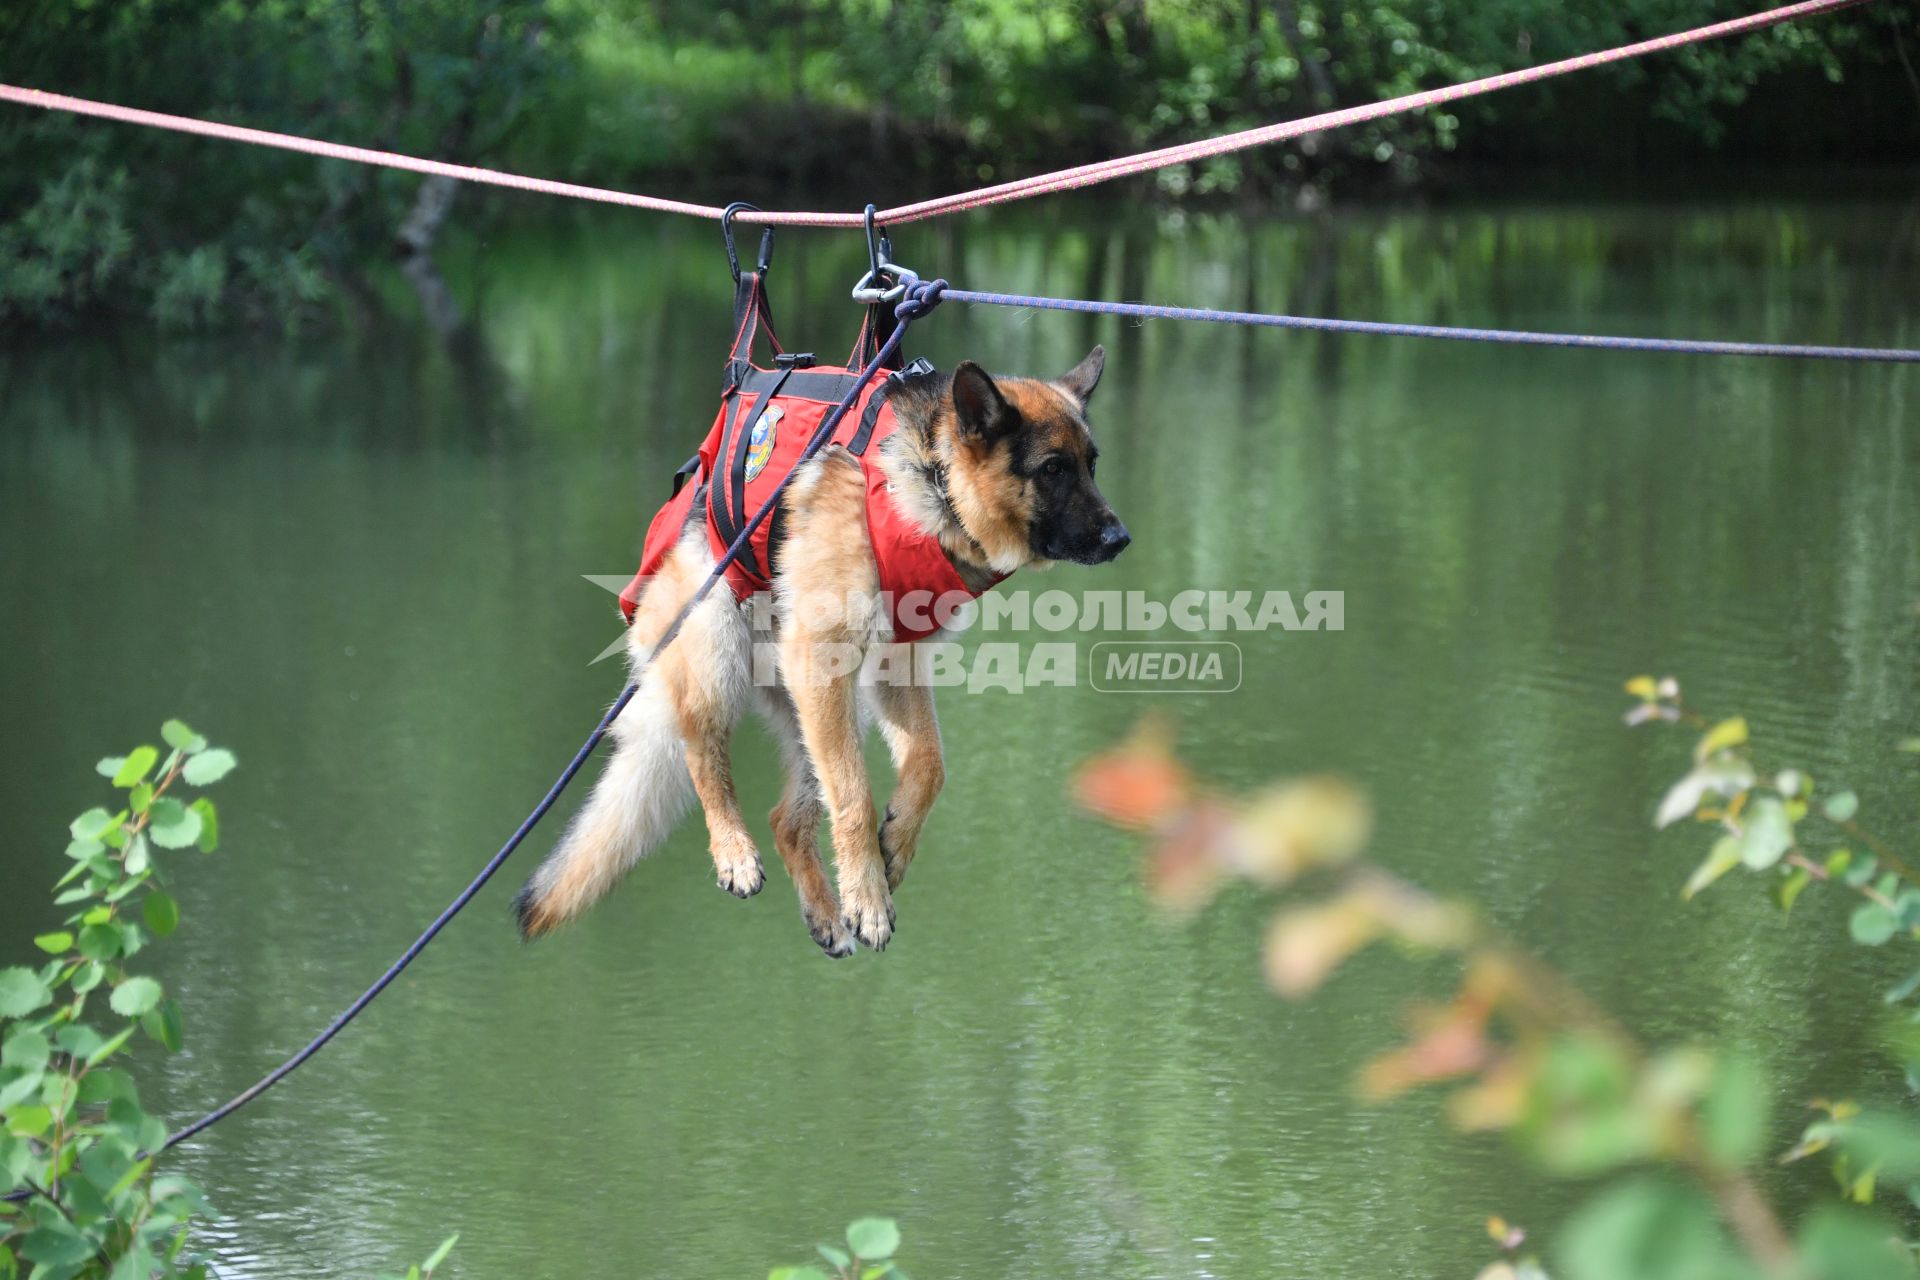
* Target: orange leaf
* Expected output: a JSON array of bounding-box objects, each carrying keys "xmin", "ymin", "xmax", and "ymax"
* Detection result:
[
  {"xmin": 1358, "ymin": 989, "xmax": 1497, "ymax": 1101},
  {"xmin": 1072, "ymin": 714, "xmax": 1191, "ymax": 830},
  {"xmin": 1358, "ymin": 1018, "xmax": 1492, "ymax": 1101}
]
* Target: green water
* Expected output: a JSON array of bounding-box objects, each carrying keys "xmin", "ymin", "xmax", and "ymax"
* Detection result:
[{"xmin": 3, "ymin": 193, "xmax": 1918, "ymax": 1278}]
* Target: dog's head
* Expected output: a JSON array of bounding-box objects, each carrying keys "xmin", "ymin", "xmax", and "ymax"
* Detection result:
[{"xmin": 938, "ymin": 345, "xmax": 1130, "ymax": 572}]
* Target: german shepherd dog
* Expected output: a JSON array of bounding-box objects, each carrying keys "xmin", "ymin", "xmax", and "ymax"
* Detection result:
[{"xmin": 513, "ymin": 347, "xmax": 1129, "ymax": 955}]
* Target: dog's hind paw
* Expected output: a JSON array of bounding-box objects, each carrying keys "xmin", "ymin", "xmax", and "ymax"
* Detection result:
[
  {"xmin": 806, "ymin": 909, "xmax": 855, "ymax": 958},
  {"xmin": 840, "ymin": 877, "xmax": 896, "ymax": 952},
  {"xmin": 817, "ymin": 923, "xmax": 856, "ymax": 959},
  {"xmin": 879, "ymin": 807, "xmax": 911, "ymax": 891}
]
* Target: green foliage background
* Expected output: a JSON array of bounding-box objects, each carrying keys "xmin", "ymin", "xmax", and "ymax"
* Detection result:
[{"xmin": 0, "ymin": 0, "xmax": 1914, "ymax": 329}]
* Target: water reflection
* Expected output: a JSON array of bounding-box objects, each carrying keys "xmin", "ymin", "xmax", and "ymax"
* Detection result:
[{"xmin": 0, "ymin": 192, "xmax": 1916, "ymax": 1279}]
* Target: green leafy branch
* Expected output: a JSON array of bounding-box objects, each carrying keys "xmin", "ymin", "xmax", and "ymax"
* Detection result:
[
  {"xmin": 0, "ymin": 721, "xmax": 232, "ymax": 1280},
  {"xmin": 4, "ymin": 724, "xmax": 463, "ymax": 1278},
  {"xmin": 1628, "ymin": 676, "xmax": 1920, "ymax": 1218},
  {"xmin": 1626, "ymin": 675, "xmax": 1920, "ymax": 951},
  {"xmin": 378, "ymin": 1232, "xmax": 458, "ymax": 1280},
  {"xmin": 1074, "ymin": 712, "xmax": 1915, "ymax": 1280},
  {"xmin": 771, "ymin": 1217, "xmax": 909, "ymax": 1280}
]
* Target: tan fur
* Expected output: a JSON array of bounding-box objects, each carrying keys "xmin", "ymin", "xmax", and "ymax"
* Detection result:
[
  {"xmin": 872, "ymin": 675, "xmax": 944, "ymax": 890},
  {"xmin": 763, "ymin": 683, "xmax": 841, "ymax": 952},
  {"xmin": 515, "ymin": 526, "xmax": 717, "ymax": 939},
  {"xmin": 514, "ymin": 349, "xmax": 1119, "ymax": 955},
  {"xmin": 774, "ymin": 448, "xmax": 891, "ymax": 946}
]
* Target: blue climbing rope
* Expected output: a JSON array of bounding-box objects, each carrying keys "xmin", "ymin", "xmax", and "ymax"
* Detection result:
[{"xmin": 938, "ymin": 288, "xmax": 1920, "ymax": 364}]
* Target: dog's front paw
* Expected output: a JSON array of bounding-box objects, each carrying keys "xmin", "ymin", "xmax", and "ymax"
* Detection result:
[
  {"xmin": 840, "ymin": 874, "xmax": 896, "ymax": 951},
  {"xmin": 713, "ymin": 843, "xmax": 765, "ymax": 900}
]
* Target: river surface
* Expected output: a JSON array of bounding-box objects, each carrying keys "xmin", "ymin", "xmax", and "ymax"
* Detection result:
[{"xmin": 3, "ymin": 190, "xmax": 1918, "ymax": 1278}]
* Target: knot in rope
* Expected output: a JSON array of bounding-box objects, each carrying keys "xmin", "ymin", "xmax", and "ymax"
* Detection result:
[{"xmin": 896, "ymin": 278, "xmax": 946, "ymax": 321}]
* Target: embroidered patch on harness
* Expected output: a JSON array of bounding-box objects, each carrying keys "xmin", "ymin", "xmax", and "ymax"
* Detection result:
[{"xmin": 744, "ymin": 406, "xmax": 782, "ymax": 481}]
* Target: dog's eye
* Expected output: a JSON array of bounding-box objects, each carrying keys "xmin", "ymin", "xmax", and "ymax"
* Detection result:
[{"xmin": 1042, "ymin": 457, "xmax": 1065, "ymax": 479}]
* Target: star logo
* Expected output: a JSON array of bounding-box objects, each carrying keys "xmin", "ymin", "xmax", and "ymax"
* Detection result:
[{"xmin": 582, "ymin": 574, "xmax": 638, "ymax": 666}]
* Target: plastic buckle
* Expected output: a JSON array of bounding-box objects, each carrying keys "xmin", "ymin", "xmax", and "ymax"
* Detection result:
[
  {"xmin": 889, "ymin": 357, "xmax": 935, "ymax": 386},
  {"xmin": 774, "ymin": 352, "xmax": 816, "ymax": 369}
]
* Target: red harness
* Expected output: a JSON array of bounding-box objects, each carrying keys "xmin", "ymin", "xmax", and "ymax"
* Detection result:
[{"xmin": 618, "ymin": 274, "xmax": 996, "ymax": 643}]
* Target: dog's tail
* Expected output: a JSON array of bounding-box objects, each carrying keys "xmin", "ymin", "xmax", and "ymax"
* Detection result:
[{"xmin": 512, "ymin": 678, "xmax": 692, "ymax": 939}]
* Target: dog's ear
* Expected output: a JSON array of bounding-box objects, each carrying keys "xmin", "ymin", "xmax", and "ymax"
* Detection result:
[
  {"xmin": 1058, "ymin": 344, "xmax": 1106, "ymax": 406},
  {"xmin": 951, "ymin": 361, "xmax": 1015, "ymax": 441}
]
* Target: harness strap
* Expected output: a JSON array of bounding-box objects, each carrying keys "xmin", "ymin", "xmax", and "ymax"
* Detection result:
[
  {"xmin": 765, "ymin": 370, "xmax": 887, "ymax": 579},
  {"xmin": 669, "ymin": 452, "xmax": 701, "ymax": 496},
  {"xmin": 712, "ymin": 364, "xmax": 794, "ymax": 581},
  {"xmin": 736, "ymin": 367, "xmax": 864, "ymax": 402},
  {"xmin": 766, "ymin": 497, "xmax": 790, "ymax": 582},
  {"xmin": 847, "ymin": 379, "xmax": 893, "ymax": 457},
  {"xmin": 707, "ymin": 394, "xmax": 752, "ymax": 568},
  {"xmin": 724, "ymin": 272, "xmax": 784, "ymax": 392},
  {"xmin": 848, "ymin": 303, "xmax": 903, "ymax": 374},
  {"xmin": 849, "ymin": 357, "xmax": 935, "ymax": 456}
]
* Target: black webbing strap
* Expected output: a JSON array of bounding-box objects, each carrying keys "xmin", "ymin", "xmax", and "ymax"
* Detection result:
[
  {"xmin": 848, "ymin": 303, "xmax": 903, "ymax": 374},
  {"xmin": 846, "ymin": 379, "xmax": 892, "ymax": 457},
  {"xmin": 724, "ymin": 272, "xmax": 783, "ymax": 393},
  {"xmin": 669, "ymin": 453, "xmax": 700, "ymax": 496},
  {"xmin": 710, "ymin": 365, "xmax": 793, "ymax": 582},
  {"xmin": 766, "ymin": 500, "xmax": 789, "ymax": 581},
  {"xmin": 852, "ymin": 357, "xmax": 936, "ymax": 456},
  {"xmin": 735, "ymin": 368, "xmax": 864, "ymax": 403},
  {"xmin": 766, "ymin": 371, "xmax": 878, "ymax": 577}
]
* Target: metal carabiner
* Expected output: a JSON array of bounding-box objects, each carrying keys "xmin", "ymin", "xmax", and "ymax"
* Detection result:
[
  {"xmin": 863, "ymin": 204, "xmax": 893, "ymax": 285},
  {"xmin": 851, "ymin": 263, "xmax": 918, "ymax": 304},
  {"xmin": 721, "ymin": 201, "xmax": 774, "ymax": 283},
  {"xmin": 851, "ymin": 202, "xmax": 910, "ymax": 303},
  {"xmin": 849, "ymin": 263, "xmax": 909, "ymax": 305}
]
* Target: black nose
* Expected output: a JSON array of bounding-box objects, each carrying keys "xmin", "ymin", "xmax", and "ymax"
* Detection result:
[{"xmin": 1097, "ymin": 519, "xmax": 1131, "ymax": 560}]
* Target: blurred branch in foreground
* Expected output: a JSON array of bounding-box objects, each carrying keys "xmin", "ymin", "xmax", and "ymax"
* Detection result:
[{"xmin": 1073, "ymin": 701, "xmax": 1920, "ymax": 1280}]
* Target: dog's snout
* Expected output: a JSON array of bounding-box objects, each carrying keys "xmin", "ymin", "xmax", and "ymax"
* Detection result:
[{"xmin": 1096, "ymin": 517, "xmax": 1131, "ymax": 561}]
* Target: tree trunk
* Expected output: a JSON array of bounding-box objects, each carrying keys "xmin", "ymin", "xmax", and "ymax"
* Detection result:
[
  {"xmin": 1275, "ymin": 0, "xmax": 1338, "ymax": 109},
  {"xmin": 392, "ymin": 7, "xmax": 544, "ymax": 346},
  {"xmin": 1240, "ymin": 0, "xmax": 1262, "ymax": 115},
  {"xmin": 396, "ymin": 175, "xmax": 479, "ymax": 351},
  {"xmin": 1272, "ymin": 0, "xmax": 1338, "ymax": 163}
]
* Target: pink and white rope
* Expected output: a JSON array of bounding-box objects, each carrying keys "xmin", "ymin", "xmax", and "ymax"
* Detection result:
[
  {"xmin": 0, "ymin": 84, "xmax": 752, "ymax": 221},
  {"xmin": 877, "ymin": 0, "xmax": 1870, "ymax": 224},
  {"xmin": 0, "ymin": 0, "xmax": 1870, "ymax": 229}
]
